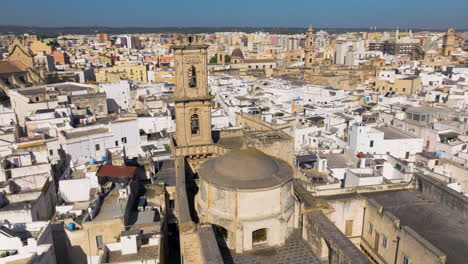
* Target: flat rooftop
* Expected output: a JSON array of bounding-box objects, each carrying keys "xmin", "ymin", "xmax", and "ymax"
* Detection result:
[
  {"xmin": 376, "ymin": 126, "xmax": 413, "ymax": 140},
  {"xmin": 220, "ymin": 229, "xmax": 321, "ymax": 264},
  {"xmin": 16, "ymin": 83, "xmax": 89, "ymax": 97},
  {"xmin": 92, "ymin": 187, "xmax": 126, "ymax": 222},
  {"xmin": 365, "ymin": 190, "xmax": 468, "ymax": 264},
  {"xmin": 320, "ymin": 153, "xmax": 355, "ymax": 169},
  {"xmin": 64, "ymin": 127, "xmax": 109, "ymax": 139},
  {"xmin": 103, "ymin": 245, "xmax": 159, "ymax": 263},
  {"xmin": 155, "ymin": 159, "xmax": 176, "ymax": 186}
]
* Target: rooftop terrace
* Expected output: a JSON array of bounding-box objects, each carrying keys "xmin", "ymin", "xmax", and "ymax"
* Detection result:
[
  {"xmin": 365, "ymin": 190, "xmax": 468, "ymax": 264},
  {"xmin": 220, "ymin": 230, "xmax": 321, "ymax": 264}
]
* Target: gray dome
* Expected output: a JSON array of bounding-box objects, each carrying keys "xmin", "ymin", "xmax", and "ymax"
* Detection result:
[
  {"xmin": 199, "ymin": 148, "xmax": 293, "ymax": 190},
  {"xmin": 231, "ymin": 48, "xmax": 244, "ymax": 59}
]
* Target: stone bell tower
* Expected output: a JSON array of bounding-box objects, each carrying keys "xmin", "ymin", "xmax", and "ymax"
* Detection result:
[
  {"xmin": 442, "ymin": 27, "xmax": 455, "ymax": 57},
  {"xmin": 304, "ymin": 25, "xmax": 315, "ymax": 68},
  {"xmin": 172, "ymin": 35, "xmax": 212, "ymax": 147}
]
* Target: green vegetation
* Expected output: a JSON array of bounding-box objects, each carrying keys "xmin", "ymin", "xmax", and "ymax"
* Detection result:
[
  {"xmin": 164, "ymin": 144, "xmax": 170, "ymax": 151},
  {"xmin": 260, "ymin": 107, "xmax": 270, "ymax": 112},
  {"xmin": 209, "ymin": 55, "xmax": 217, "ymax": 64},
  {"xmin": 209, "ymin": 55, "xmax": 231, "ymax": 64},
  {"xmin": 274, "ymin": 112, "xmax": 284, "ymax": 117},
  {"xmin": 47, "ymin": 39, "xmax": 60, "ymax": 47}
]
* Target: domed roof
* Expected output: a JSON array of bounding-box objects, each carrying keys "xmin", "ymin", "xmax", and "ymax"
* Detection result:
[
  {"xmin": 231, "ymin": 48, "xmax": 244, "ymax": 59},
  {"xmin": 199, "ymin": 148, "xmax": 293, "ymax": 190}
]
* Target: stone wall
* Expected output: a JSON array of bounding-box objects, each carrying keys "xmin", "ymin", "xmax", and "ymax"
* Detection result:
[
  {"xmin": 70, "ymin": 93, "xmax": 108, "ymax": 116},
  {"xmin": 294, "ymin": 181, "xmax": 371, "ymax": 264},
  {"xmin": 303, "ymin": 210, "xmax": 372, "ymax": 264},
  {"xmin": 416, "ymin": 172, "xmax": 468, "ymax": 218},
  {"xmin": 362, "ymin": 198, "xmax": 446, "ymax": 264}
]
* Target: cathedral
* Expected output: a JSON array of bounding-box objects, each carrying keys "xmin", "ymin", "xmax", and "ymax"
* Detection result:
[{"xmin": 171, "ymin": 34, "xmax": 299, "ymax": 254}]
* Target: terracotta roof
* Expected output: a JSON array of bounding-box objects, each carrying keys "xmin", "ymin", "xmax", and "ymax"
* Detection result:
[
  {"xmin": 0, "ymin": 61, "xmax": 24, "ymax": 74},
  {"xmin": 96, "ymin": 165, "xmax": 137, "ymax": 178}
]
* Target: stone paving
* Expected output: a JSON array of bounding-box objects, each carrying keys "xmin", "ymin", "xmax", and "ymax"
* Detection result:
[{"xmin": 220, "ymin": 230, "xmax": 322, "ymax": 264}]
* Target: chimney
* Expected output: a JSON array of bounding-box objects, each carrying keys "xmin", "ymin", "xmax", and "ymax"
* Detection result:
[{"xmin": 359, "ymin": 158, "xmax": 366, "ymax": 168}]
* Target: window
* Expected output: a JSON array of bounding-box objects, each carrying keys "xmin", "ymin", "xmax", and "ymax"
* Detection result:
[
  {"xmin": 191, "ymin": 114, "xmax": 200, "ymax": 135},
  {"xmin": 115, "ymin": 140, "xmax": 119, "ymax": 147},
  {"xmin": 382, "ymin": 235, "xmax": 388, "ymax": 248},
  {"xmin": 368, "ymin": 223, "xmax": 373, "ymax": 234},
  {"xmin": 402, "ymin": 256, "xmax": 410, "ymax": 264},
  {"xmin": 121, "ymin": 137, "xmax": 127, "ymax": 144},
  {"xmin": 49, "ymin": 149, "xmax": 54, "ymax": 156},
  {"xmin": 95, "ymin": 144, "xmax": 100, "ymax": 151},
  {"xmin": 345, "ymin": 220, "xmax": 353, "ymax": 236},
  {"xmin": 405, "ymin": 152, "xmax": 410, "ymax": 159},
  {"xmin": 370, "ymin": 140, "xmax": 374, "ymax": 148},
  {"xmin": 188, "ymin": 66, "xmax": 197, "ymax": 88},
  {"xmin": 98, "ymin": 105, "xmax": 104, "ymax": 113},
  {"xmin": 96, "ymin": 235, "xmax": 103, "ymax": 248}
]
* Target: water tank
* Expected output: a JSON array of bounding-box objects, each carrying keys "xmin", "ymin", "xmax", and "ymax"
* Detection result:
[
  {"xmin": 89, "ymin": 158, "xmax": 95, "ymax": 165},
  {"xmin": 67, "ymin": 222, "xmax": 76, "ymax": 230}
]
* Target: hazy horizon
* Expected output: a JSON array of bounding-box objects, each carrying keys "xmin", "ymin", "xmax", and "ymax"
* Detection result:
[{"xmin": 1, "ymin": 0, "xmax": 468, "ymax": 29}]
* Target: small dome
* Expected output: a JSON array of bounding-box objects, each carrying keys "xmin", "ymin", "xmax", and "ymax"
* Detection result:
[
  {"xmin": 231, "ymin": 48, "xmax": 244, "ymax": 59},
  {"xmin": 199, "ymin": 148, "xmax": 293, "ymax": 190}
]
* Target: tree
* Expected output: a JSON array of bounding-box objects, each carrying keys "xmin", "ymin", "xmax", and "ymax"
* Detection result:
[
  {"xmin": 209, "ymin": 55, "xmax": 217, "ymax": 64},
  {"xmin": 260, "ymin": 107, "xmax": 270, "ymax": 112},
  {"xmin": 225, "ymin": 55, "xmax": 231, "ymax": 63}
]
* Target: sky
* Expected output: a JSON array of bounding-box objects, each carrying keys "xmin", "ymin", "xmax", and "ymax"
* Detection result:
[{"xmin": 1, "ymin": 0, "xmax": 468, "ymax": 29}]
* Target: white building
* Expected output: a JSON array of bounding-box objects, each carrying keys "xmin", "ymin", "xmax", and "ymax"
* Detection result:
[
  {"xmin": 100, "ymin": 81, "xmax": 132, "ymax": 112},
  {"xmin": 348, "ymin": 124, "xmax": 423, "ymax": 160}
]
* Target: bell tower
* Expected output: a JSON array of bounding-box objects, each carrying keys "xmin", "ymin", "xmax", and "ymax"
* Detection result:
[
  {"xmin": 442, "ymin": 28, "xmax": 455, "ymax": 57},
  {"xmin": 172, "ymin": 35, "xmax": 212, "ymax": 147},
  {"xmin": 304, "ymin": 25, "xmax": 315, "ymax": 68}
]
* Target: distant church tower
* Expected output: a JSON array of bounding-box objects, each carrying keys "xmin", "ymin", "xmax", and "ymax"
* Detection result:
[
  {"xmin": 217, "ymin": 45, "xmax": 225, "ymax": 65},
  {"xmin": 304, "ymin": 25, "xmax": 315, "ymax": 68},
  {"xmin": 442, "ymin": 28, "xmax": 455, "ymax": 57},
  {"xmin": 172, "ymin": 35, "xmax": 212, "ymax": 147}
]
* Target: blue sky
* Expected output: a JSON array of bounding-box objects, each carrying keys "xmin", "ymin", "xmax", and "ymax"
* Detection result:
[{"xmin": 1, "ymin": 0, "xmax": 467, "ymax": 29}]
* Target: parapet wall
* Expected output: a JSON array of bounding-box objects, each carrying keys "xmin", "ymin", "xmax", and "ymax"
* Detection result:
[
  {"xmin": 415, "ymin": 172, "xmax": 468, "ymax": 218},
  {"xmin": 303, "ymin": 210, "xmax": 372, "ymax": 264}
]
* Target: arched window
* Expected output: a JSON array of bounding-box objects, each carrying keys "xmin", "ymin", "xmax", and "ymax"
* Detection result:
[
  {"xmin": 190, "ymin": 114, "xmax": 200, "ymax": 135},
  {"xmin": 252, "ymin": 228, "xmax": 268, "ymax": 246},
  {"xmin": 188, "ymin": 66, "xmax": 197, "ymax": 88}
]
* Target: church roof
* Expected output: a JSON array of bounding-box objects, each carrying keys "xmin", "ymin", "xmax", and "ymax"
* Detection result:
[
  {"xmin": 199, "ymin": 147, "xmax": 293, "ymax": 190},
  {"xmin": 231, "ymin": 48, "xmax": 244, "ymax": 59},
  {"xmin": 0, "ymin": 61, "xmax": 25, "ymax": 74}
]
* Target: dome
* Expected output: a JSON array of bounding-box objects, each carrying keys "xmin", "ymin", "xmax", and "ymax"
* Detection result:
[
  {"xmin": 199, "ymin": 148, "xmax": 293, "ymax": 190},
  {"xmin": 231, "ymin": 48, "xmax": 244, "ymax": 59}
]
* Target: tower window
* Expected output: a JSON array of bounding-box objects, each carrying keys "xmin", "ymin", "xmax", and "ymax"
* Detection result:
[
  {"xmin": 188, "ymin": 66, "xmax": 197, "ymax": 88},
  {"xmin": 191, "ymin": 114, "xmax": 200, "ymax": 135}
]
